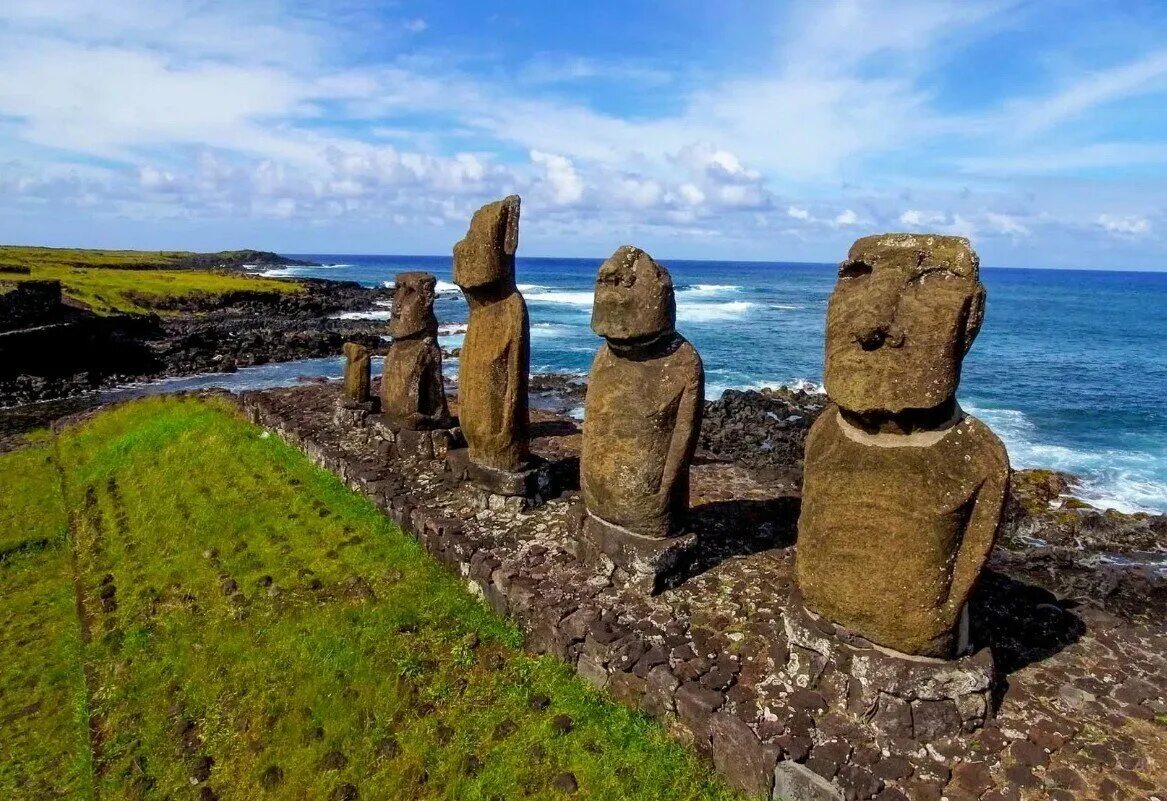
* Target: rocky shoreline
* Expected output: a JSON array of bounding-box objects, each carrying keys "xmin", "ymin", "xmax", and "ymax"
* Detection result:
[{"xmin": 0, "ymin": 277, "xmax": 393, "ymax": 407}]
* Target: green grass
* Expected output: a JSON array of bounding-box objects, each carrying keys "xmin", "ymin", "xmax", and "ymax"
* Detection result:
[
  {"xmin": 0, "ymin": 246, "xmax": 301, "ymax": 315},
  {"xmin": 0, "ymin": 436, "xmax": 94, "ymax": 799},
  {"xmin": 0, "ymin": 397, "xmax": 743, "ymax": 800}
]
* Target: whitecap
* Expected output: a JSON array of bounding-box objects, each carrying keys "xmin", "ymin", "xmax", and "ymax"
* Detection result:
[
  {"xmin": 518, "ymin": 283, "xmax": 550, "ymax": 292},
  {"xmin": 682, "ymin": 284, "xmax": 742, "ymax": 294},
  {"xmin": 259, "ymin": 263, "xmax": 352, "ymax": 278},
  {"xmin": 438, "ymin": 323, "xmax": 467, "ymax": 336},
  {"xmin": 333, "ymin": 309, "xmax": 391, "ymax": 320},
  {"xmin": 531, "ymin": 322, "xmax": 572, "ymax": 338},
  {"xmin": 523, "ymin": 290, "xmax": 595, "ymax": 306},
  {"xmin": 770, "ymin": 304, "xmax": 806, "ymax": 311},
  {"xmin": 676, "ymin": 300, "xmax": 754, "ymax": 322},
  {"xmin": 434, "ymin": 280, "xmax": 462, "ymax": 295},
  {"xmin": 963, "ymin": 403, "xmax": 1167, "ymax": 514}
]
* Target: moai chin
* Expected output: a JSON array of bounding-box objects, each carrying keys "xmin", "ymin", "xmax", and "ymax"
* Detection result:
[
  {"xmin": 452, "ymin": 195, "xmax": 534, "ymax": 493},
  {"xmin": 341, "ymin": 342, "xmax": 372, "ymax": 407},
  {"xmin": 380, "ymin": 271, "xmax": 450, "ymax": 430},
  {"xmin": 578, "ymin": 246, "xmax": 704, "ymax": 592},
  {"xmin": 796, "ymin": 233, "xmax": 1010, "ymax": 658}
]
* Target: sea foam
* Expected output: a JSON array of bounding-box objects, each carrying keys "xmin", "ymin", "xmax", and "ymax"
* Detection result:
[{"xmin": 964, "ymin": 403, "xmax": 1167, "ymax": 514}]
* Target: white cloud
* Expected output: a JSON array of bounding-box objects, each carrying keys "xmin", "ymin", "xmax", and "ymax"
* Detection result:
[
  {"xmin": 530, "ymin": 150, "xmax": 584, "ymax": 206},
  {"xmin": 404, "ymin": 18, "xmax": 428, "ymax": 33},
  {"xmin": 984, "ymin": 211, "xmax": 1030, "ymax": 237},
  {"xmin": 1098, "ymin": 214, "xmax": 1151, "ymax": 237},
  {"xmin": 834, "ymin": 209, "xmax": 859, "ymax": 227},
  {"xmin": 900, "ymin": 209, "xmax": 948, "ymax": 227},
  {"xmin": 1006, "ymin": 50, "xmax": 1167, "ymax": 137},
  {"xmin": 787, "ymin": 206, "xmax": 811, "ymax": 221}
]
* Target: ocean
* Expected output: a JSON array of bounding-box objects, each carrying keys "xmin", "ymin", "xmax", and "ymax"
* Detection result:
[{"xmin": 181, "ymin": 254, "xmax": 1166, "ymax": 515}]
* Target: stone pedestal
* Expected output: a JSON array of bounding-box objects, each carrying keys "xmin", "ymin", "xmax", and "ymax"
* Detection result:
[
  {"xmin": 567, "ymin": 506, "xmax": 696, "ymax": 594},
  {"xmin": 368, "ymin": 416, "xmax": 463, "ymax": 461},
  {"xmin": 444, "ymin": 448, "xmax": 553, "ymax": 511},
  {"xmin": 783, "ymin": 597, "xmax": 994, "ymax": 738},
  {"xmin": 333, "ymin": 399, "xmax": 377, "ymax": 428}
]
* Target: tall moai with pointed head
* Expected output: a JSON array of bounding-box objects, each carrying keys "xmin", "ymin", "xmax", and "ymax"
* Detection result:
[
  {"xmin": 381, "ymin": 271, "xmax": 450, "ymax": 430},
  {"xmin": 453, "ymin": 195, "xmax": 533, "ymax": 491},
  {"xmin": 578, "ymin": 246, "xmax": 704, "ymax": 592},
  {"xmin": 796, "ymin": 234, "xmax": 1010, "ymax": 658}
]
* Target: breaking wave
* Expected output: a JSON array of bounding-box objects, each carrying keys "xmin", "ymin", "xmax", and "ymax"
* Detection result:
[{"xmin": 964, "ymin": 404, "xmax": 1167, "ymax": 514}]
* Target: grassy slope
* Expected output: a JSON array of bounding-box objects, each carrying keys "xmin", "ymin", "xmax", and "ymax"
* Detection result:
[
  {"xmin": 0, "ymin": 246, "xmax": 300, "ymax": 315},
  {"xmin": 0, "ymin": 436, "xmax": 94, "ymax": 799},
  {"xmin": 0, "ymin": 397, "xmax": 743, "ymax": 801}
]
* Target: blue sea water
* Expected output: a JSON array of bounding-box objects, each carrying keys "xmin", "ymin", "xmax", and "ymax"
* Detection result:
[{"xmin": 235, "ymin": 255, "xmax": 1167, "ymax": 514}]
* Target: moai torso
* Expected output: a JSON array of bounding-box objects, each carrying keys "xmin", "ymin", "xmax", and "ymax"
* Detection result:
[
  {"xmin": 581, "ymin": 246, "xmax": 704, "ymax": 538},
  {"xmin": 458, "ymin": 291, "xmax": 530, "ymax": 470},
  {"xmin": 582, "ymin": 336, "xmax": 703, "ymax": 537},
  {"xmin": 796, "ymin": 234, "xmax": 1010, "ymax": 658},
  {"xmin": 798, "ymin": 406, "xmax": 1008, "ymax": 656},
  {"xmin": 342, "ymin": 342, "xmax": 371, "ymax": 406},
  {"xmin": 381, "ymin": 271, "xmax": 449, "ymax": 430},
  {"xmin": 453, "ymin": 195, "xmax": 531, "ymax": 474}
]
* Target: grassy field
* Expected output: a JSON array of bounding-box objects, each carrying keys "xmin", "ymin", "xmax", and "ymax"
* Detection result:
[
  {"xmin": 0, "ymin": 397, "xmax": 743, "ymax": 801},
  {"xmin": 0, "ymin": 435, "xmax": 94, "ymax": 798},
  {"xmin": 0, "ymin": 246, "xmax": 301, "ymax": 315}
]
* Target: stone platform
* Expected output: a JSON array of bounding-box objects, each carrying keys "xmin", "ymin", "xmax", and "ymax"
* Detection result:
[{"xmin": 240, "ymin": 383, "xmax": 1167, "ymax": 801}]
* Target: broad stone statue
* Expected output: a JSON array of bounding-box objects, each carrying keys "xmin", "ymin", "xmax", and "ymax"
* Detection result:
[
  {"xmin": 381, "ymin": 271, "xmax": 450, "ymax": 430},
  {"xmin": 796, "ymin": 234, "xmax": 1010, "ymax": 658},
  {"xmin": 341, "ymin": 342, "xmax": 371, "ymax": 407},
  {"xmin": 578, "ymin": 246, "xmax": 704, "ymax": 591},
  {"xmin": 453, "ymin": 195, "xmax": 533, "ymax": 492}
]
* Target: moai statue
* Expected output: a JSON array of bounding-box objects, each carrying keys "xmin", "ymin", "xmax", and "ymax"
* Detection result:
[
  {"xmin": 381, "ymin": 271, "xmax": 450, "ymax": 430},
  {"xmin": 796, "ymin": 234, "xmax": 1010, "ymax": 658},
  {"xmin": 341, "ymin": 342, "xmax": 372, "ymax": 407},
  {"xmin": 578, "ymin": 246, "xmax": 704, "ymax": 592},
  {"xmin": 452, "ymin": 195, "xmax": 537, "ymax": 495}
]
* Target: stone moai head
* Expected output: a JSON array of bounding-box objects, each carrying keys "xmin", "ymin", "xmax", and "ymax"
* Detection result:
[
  {"xmin": 824, "ymin": 234, "xmax": 985, "ymax": 416},
  {"xmin": 389, "ymin": 271, "xmax": 438, "ymax": 339},
  {"xmin": 591, "ymin": 246, "xmax": 676, "ymax": 344},
  {"xmin": 453, "ymin": 195, "xmax": 520, "ymax": 291}
]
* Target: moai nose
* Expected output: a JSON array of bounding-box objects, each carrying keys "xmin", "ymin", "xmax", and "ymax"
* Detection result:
[{"xmin": 851, "ymin": 271, "xmax": 905, "ymax": 350}]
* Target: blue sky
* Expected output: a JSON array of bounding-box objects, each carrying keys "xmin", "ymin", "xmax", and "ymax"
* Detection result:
[{"xmin": 2, "ymin": 1, "xmax": 1167, "ymax": 269}]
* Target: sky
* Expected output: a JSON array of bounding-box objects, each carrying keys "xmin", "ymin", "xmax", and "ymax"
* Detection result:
[{"xmin": 2, "ymin": 1, "xmax": 1167, "ymax": 269}]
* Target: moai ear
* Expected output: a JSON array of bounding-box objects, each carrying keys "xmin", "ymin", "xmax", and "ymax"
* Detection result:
[
  {"xmin": 962, "ymin": 284, "xmax": 986, "ymax": 354},
  {"xmin": 502, "ymin": 195, "xmax": 521, "ymax": 256}
]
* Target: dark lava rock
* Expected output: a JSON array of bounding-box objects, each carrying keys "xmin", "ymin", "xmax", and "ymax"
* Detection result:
[
  {"xmin": 329, "ymin": 783, "xmax": 359, "ymax": 801},
  {"xmin": 550, "ymin": 714, "xmax": 574, "ymax": 735},
  {"xmin": 698, "ymin": 387, "xmax": 825, "ymax": 474}
]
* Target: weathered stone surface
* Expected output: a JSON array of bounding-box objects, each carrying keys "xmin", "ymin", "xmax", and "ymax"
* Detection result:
[
  {"xmin": 341, "ymin": 342, "xmax": 371, "ymax": 406},
  {"xmin": 578, "ymin": 246, "xmax": 703, "ymax": 591},
  {"xmin": 773, "ymin": 762, "xmax": 844, "ymax": 801},
  {"xmin": 797, "ymin": 234, "xmax": 1010, "ymax": 658},
  {"xmin": 576, "ymin": 514, "xmax": 696, "ymax": 594},
  {"xmin": 380, "ymin": 271, "xmax": 449, "ymax": 430},
  {"xmin": 453, "ymin": 195, "xmax": 532, "ymax": 479},
  {"xmin": 710, "ymin": 712, "xmax": 778, "ymax": 798},
  {"xmin": 582, "ymin": 246, "xmax": 704, "ymax": 539},
  {"xmin": 824, "ymin": 234, "xmax": 984, "ymax": 415}
]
